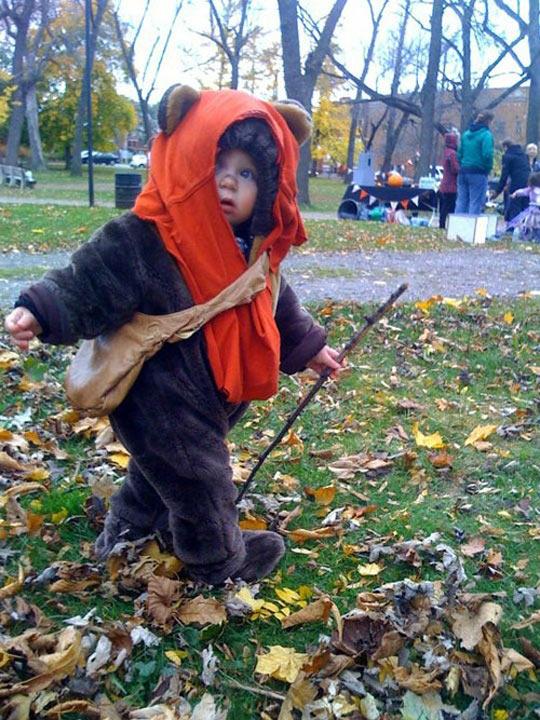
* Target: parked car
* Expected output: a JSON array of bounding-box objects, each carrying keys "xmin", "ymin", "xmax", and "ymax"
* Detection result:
[
  {"xmin": 81, "ymin": 150, "xmax": 119, "ymax": 165},
  {"xmin": 95, "ymin": 152, "xmax": 120, "ymax": 165},
  {"xmin": 130, "ymin": 153, "xmax": 148, "ymax": 168}
]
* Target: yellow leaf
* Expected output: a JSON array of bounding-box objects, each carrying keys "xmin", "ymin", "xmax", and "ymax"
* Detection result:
[
  {"xmin": 165, "ymin": 649, "xmax": 189, "ymax": 666},
  {"xmin": 0, "ymin": 649, "xmax": 11, "ymax": 669},
  {"xmin": 304, "ymin": 485, "xmax": 336, "ymax": 505},
  {"xmin": 0, "ymin": 351, "xmax": 20, "ymax": 370},
  {"xmin": 275, "ymin": 587, "xmax": 301, "ymax": 605},
  {"xmin": 25, "ymin": 467, "xmax": 50, "ymax": 482},
  {"xmin": 0, "ymin": 565, "xmax": 25, "ymax": 600},
  {"xmin": 529, "ymin": 365, "xmax": 540, "ymax": 376},
  {"xmin": 493, "ymin": 711, "xmax": 509, "ymax": 720},
  {"xmin": 255, "ymin": 645, "xmax": 309, "ymax": 683},
  {"xmin": 141, "ymin": 540, "xmax": 183, "ymax": 577},
  {"xmin": 442, "ymin": 297, "xmax": 464, "ymax": 308},
  {"xmin": 464, "ymin": 424, "xmax": 497, "ymax": 446},
  {"xmin": 415, "ymin": 295, "xmax": 442, "ymax": 314},
  {"xmin": 503, "ymin": 312, "xmax": 514, "ymax": 325},
  {"xmin": 51, "ymin": 508, "xmax": 68, "ymax": 524},
  {"xmin": 239, "ymin": 515, "xmax": 268, "ymax": 530},
  {"xmin": 109, "ymin": 452, "xmax": 130, "ymax": 469},
  {"xmin": 358, "ymin": 562, "xmax": 383, "ymax": 576},
  {"xmin": 412, "ymin": 423, "xmax": 445, "ymax": 449},
  {"xmin": 234, "ymin": 586, "xmax": 264, "ymax": 612}
]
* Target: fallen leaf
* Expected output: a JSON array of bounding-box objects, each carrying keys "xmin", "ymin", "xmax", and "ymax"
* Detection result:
[
  {"xmin": 428, "ymin": 451, "xmax": 453, "ymax": 468},
  {"xmin": 358, "ymin": 562, "xmax": 383, "ymax": 576},
  {"xmin": 282, "ymin": 597, "xmax": 334, "ymax": 629},
  {"xmin": 304, "ymin": 485, "xmax": 336, "ymax": 505},
  {"xmin": 461, "ymin": 537, "xmax": 486, "ymax": 557},
  {"xmin": 465, "ymin": 424, "xmax": 497, "ymax": 446},
  {"xmin": 286, "ymin": 526, "xmax": 341, "ymax": 543},
  {"xmin": 239, "ymin": 515, "xmax": 268, "ymax": 530},
  {"xmin": 147, "ymin": 575, "xmax": 182, "ymax": 627},
  {"xmin": 176, "ymin": 595, "xmax": 226, "ymax": 627},
  {"xmin": 255, "ymin": 645, "xmax": 309, "ymax": 683},
  {"xmin": 451, "ymin": 602, "xmax": 502, "ymax": 650},
  {"xmin": 412, "ymin": 423, "xmax": 445, "ymax": 449}
]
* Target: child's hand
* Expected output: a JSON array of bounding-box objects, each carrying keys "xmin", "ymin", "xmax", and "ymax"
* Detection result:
[
  {"xmin": 306, "ymin": 345, "xmax": 345, "ymax": 378},
  {"xmin": 4, "ymin": 307, "xmax": 42, "ymax": 350}
]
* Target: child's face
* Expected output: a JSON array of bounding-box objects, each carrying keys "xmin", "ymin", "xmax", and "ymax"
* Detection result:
[{"xmin": 215, "ymin": 149, "xmax": 258, "ymax": 229}]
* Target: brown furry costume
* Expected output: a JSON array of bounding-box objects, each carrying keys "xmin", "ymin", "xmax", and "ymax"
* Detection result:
[{"xmin": 15, "ymin": 88, "xmax": 325, "ymax": 585}]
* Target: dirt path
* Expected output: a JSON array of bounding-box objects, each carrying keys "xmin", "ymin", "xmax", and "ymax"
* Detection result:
[{"xmin": 1, "ymin": 247, "xmax": 538, "ymax": 310}]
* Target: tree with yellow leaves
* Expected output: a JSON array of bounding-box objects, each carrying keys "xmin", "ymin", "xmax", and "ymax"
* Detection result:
[{"xmin": 311, "ymin": 95, "xmax": 352, "ymax": 172}]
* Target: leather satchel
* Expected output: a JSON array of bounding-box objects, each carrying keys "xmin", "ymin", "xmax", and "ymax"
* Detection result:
[{"xmin": 65, "ymin": 253, "xmax": 270, "ymax": 417}]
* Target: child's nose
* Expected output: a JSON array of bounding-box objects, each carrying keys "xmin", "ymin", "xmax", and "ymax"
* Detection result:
[{"xmin": 218, "ymin": 170, "xmax": 237, "ymax": 188}]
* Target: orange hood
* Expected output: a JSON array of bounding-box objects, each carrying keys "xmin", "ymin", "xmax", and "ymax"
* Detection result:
[{"xmin": 133, "ymin": 89, "xmax": 307, "ymax": 402}]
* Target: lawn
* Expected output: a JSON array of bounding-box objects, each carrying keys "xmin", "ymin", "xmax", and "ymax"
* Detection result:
[
  {"xmin": 0, "ymin": 293, "xmax": 538, "ymax": 718},
  {"xmin": 2, "ymin": 203, "xmax": 538, "ymax": 256},
  {"xmin": 1, "ymin": 164, "xmax": 147, "ymax": 204}
]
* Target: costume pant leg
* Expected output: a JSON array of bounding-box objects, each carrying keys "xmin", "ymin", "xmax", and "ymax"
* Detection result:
[
  {"xmin": 103, "ymin": 341, "xmax": 284, "ymax": 585},
  {"xmin": 95, "ymin": 457, "xmax": 169, "ymax": 558}
]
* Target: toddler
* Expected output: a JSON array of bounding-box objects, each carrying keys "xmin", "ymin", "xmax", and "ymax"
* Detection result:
[
  {"xmin": 5, "ymin": 85, "xmax": 343, "ymax": 585},
  {"xmin": 506, "ymin": 171, "xmax": 540, "ymax": 243}
]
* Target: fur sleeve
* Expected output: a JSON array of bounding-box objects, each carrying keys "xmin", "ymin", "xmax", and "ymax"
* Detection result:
[
  {"xmin": 17, "ymin": 214, "xmax": 153, "ymax": 344},
  {"xmin": 275, "ymin": 275, "xmax": 326, "ymax": 374}
]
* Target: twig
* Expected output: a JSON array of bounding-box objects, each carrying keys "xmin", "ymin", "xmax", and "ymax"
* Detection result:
[
  {"xmin": 236, "ymin": 284, "xmax": 408, "ymax": 503},
  {"xmin": 222, "ymin": 678, "xmax": 286, "ymax": 701}
]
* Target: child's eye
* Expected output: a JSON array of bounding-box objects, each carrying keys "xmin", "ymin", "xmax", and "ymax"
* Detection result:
[{"xmin": 240, "ymin": 168, "xmax": 256, "ymax": 180}]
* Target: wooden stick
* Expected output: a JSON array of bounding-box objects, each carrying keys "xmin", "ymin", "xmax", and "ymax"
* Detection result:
[{"xmin": 236, "ymin": 283, "xmax": 408, "ymax": 503}]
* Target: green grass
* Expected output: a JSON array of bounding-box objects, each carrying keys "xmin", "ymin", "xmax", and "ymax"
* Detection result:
[
  {"xmin": 0, "ymin": 204, "xmax": 121, "ymax": 252},
  {"xmin": 0, "ymin": 295, "xmax": 538, "ymax": 717},
  {"xmin": 2, "ymin": 204, "xmax": 538, "ymax": 255},
  {"xmin": 301, "ymin": 175, "xmax": 348, "ymax": 212},
  {"xmin": 1, "ymin": 164, "xmax": 147, "ymax": 204}
]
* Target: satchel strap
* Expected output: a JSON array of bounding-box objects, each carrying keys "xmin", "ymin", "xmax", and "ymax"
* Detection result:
[{"xmin": 125, "ymin": 251, "xmax": 271, "ymax": 346}]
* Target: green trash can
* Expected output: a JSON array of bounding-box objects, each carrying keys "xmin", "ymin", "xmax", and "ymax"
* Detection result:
[{"xmin": 114, "ymin": 170, "xmax": 142, "ymax": 209}]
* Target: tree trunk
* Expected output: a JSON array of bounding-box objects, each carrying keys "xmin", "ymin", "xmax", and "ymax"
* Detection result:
[
  {"xmin": 5, "ymin": 0, "xmax": 34, "ymax": 165},
  {"xmin": 71, "ymin": 0, "xmax": 108, "ymax": 176},
  {"xmin": 458, "ymin": 1, "xmax": 474, "ymax": 131},
  {"xmin": 416, "ymin": 0, "xmax": 444, "ymax": 179},
  {"xmin": 526, "ymin": 0, "xmax": 540, "ymax": 143},
  {"xmin": 25, "ymin": 83, "xmax": 47, "ymax": 169},
  {"xmin": 278, "ymin": 0, "xmax": 347, "ymax": 204},
  {"xmin": 6, "ymin": 87, "xmax": 26, "ymax": 165}
]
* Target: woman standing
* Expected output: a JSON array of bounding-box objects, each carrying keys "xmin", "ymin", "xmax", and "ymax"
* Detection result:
[
  {"xmin": 439, "ymin": 133, "xmax": 459, "ymax": 229},
  {"xmin": 525, "ymin": 143, "xmax": 540, "ymax": 172}
]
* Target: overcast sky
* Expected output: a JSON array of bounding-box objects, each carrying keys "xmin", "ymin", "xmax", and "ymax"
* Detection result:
[{"xmin": 115, "ymin": 0, "xmax": 530, "ymax": 104}]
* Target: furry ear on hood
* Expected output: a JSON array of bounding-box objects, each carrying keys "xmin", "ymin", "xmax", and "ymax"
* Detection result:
[{"xmin": 157, "ymin": 84, "xmax": 312, "ymax": 146}]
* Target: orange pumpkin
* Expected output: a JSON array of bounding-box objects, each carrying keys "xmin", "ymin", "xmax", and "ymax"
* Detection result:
[{"xmin": 387, "ymin": 171, "xmax": 404, "ymax": 187}]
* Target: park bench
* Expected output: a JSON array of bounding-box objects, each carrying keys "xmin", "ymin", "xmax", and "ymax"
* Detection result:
[{"xmin": 0, "ymin": 164, "xmax": 36, "ymax": 188}]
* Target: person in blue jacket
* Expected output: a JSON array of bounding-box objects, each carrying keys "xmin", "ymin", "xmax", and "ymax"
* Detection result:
[{"xmin": 455, "ymin": 110, "xmax": 494, "ymax": 215}]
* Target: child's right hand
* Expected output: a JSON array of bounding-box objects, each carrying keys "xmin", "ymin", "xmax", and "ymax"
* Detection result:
[{"xmin": 4, "ymin": 307, "xmax": 42, "ymax": 350}]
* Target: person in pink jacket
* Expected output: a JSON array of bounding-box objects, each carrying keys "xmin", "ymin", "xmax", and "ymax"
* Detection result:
[{"xmin": 438, "ymin": 133, "xmax": 460, "ymax": 229}]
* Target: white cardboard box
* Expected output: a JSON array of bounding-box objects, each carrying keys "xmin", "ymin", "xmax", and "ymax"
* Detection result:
[{"xmin": 447, "ymin": 214, "xmax": 489, "ymax": 244}]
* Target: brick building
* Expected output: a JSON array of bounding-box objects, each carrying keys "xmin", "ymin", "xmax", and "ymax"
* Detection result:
[{"xmin": 356, "ymin": 86, "xmax": 530, "ymax": 175}]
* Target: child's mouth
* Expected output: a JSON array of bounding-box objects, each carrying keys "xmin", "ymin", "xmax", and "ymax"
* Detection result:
[{"xmin": 220, "ymin": 198, "xmax": 236, "ymax": 212}]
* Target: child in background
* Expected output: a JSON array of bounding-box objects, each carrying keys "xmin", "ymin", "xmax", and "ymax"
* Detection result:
[
  {"xmin": 5, "ymin": 85, "xmax": 344, "ymax": 585},
  {"xmin": 506, "ymin": 171, "xmax": 540, "ymax": 243}
]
